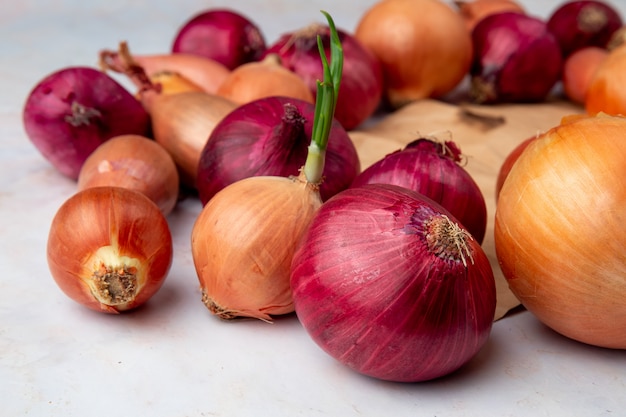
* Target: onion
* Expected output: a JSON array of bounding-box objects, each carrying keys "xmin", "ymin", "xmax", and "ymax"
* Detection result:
[
  {"xmin": 351, "ymin": 138, "xmax": 487, "ymax": 243},
  {"xmin": 146, "ymin": 70, "xmax": 205, "ymax": 95},
  {"xmin": 191, "ymin": 11, "xmax": 343, "ymax": 322},
  {"xmin": 494, "ymin": 135, "xmax": 534, "ymax": 199},
  {"xmin": 22, "ymin": 66, "xmax": 150, "ymax": 179},
  {"xmin": 469, "ymin": 12, "xmax": 563, "ymax": 104},
  {"xmin": 101, "ymin": 42, "xmax": 237, "ymax": 187},
  {"xmin": 77, "ymin": 134, "xmax": 180, "ymax": 216},
  {"xmin": 495, "ymin": 113, "xmax": 626, "ymax": 349},
  {"xmin": 263, "ymin": 23, "xmax": 383, "ymax": 130},
  {"xmin": 561, "ymin": 46, "xmax": 608, "ymax": 104},
  {"xmin": 290, "ymin": 183, "xmax": 496, "ymax": 382},
  {"xmin": 171, "ymin": 8, "xmax": 266, "ymax": 70},
  {"xmin": 585, "ymin": 43, "xmax": 626, "ymax": 116},
  {"xmin": 216, "ymin": 54, "xmax": 314, "ymax": 104},
  {"xmin": 99, "ymin": 49, "xmax": 231, "ymax": 94},
  {"xmin": 354, "ymin": 0, "xmax": 473, "ymax": 109},
  {"xmin": 47, "ymin": 186, "xmax": 173, "ymax": 313},
  {"xmin": 454, "ymin": 0, "xmax": 526, "ymax": 31},
  {"xmin": 196, "ymin": 96, "xmax": 360, "ymax": 204},
  {"xmin": 547, "ymin": 0, "xmax": 623, "ymax": 57}
]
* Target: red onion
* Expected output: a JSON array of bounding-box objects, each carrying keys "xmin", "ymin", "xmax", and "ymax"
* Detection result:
[
  {"xmin": 171, "ymin": 8, "xmax": 266, "ymax": 70},
  {"xmin": 470, "ymin": 12, "xmax": 563, "ymax": 104},
  {"xmin": 196, "ymin": 96, "xmax": 361, "ymax": 204},
  {"xmin": 263, "ymin": 24, "xmax": 383, "ymax": 130},
  {"xmin": 290, "ymin": 184, "xmax": 496, "ymax": 382},
  {"xmin": 547, "ymin": 0, "xmax": 623, "ymax": 57},
  {"xmin": 22, "ymin": 66, "xmax": 150, "ymax": 179},
  {"xmin": 350, "ymin": 138, "xmax": 487, "ymax": 243}
]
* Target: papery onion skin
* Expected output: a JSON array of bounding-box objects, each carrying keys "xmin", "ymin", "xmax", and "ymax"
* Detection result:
[
  {"xmin": 350, "ymin": 138, "xmax": 487, "ymax": 243},
  {"xmin": 191, "ymin": 174, "xmax": 323, "ymax": 321},
  {"xmin": 291, "ymin": 184, "xmax": 496, "ymax": 382},
  {"xmin": 196, "ymin": 96, "xmax": 360, "ymax": 204},
  {"xmin": 77, "ymin": 134, "xmax": 180, "ymax": 216},
  {"xmin": 495, "ymin": 113, "xmax": 626, "ymax": 349},
  {"xmin": 171, "ymin": 8, "xmax": 266, "ymax": 70},
  {"xmin": 547, "ymin": 0, "xmax": 623, "ymax": 57},
  {"xmin": 354, "ymin": 0, "xmax": 473, "ymax": 109},
  {"xmin": 23, "ymin": 66, "xmax": 150, "ymax": 179},
  {"xmin": 263, "ymin": 24, "xmax": 383, "ymax": 130},
  {"xmin": 47, "ymin": 186, "xmax": 173, "ymax": 313},
  {"xmin": 470, "ymin": 12, "xmax": 563, "ymax": 104}
]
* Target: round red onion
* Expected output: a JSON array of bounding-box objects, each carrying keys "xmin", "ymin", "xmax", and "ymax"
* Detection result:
[
  {"xmin": 351, "ymin": 138, "xmax": 487, "ymax": 243},
  {"xmin": 470, "ymin": 12, "xmax": 563, "ymax": 104},
  {"xmin": 171, "ymin": 8, "xmax": 266, "ymax": 70},
  {"xmin": 547, "ymin": 0, "xmax": 623, "ymax": 57},
  {"xmin": 291, "ymin": 184, "xmax": 496, "ymax": 382},
  {"xmin": 263, "ymin": 24, "xmax": 383, "ymax": 130},
  {"xmin": 22, "ymin": 66, "xmax": 151, "ymax": 179},
  {"xmin": 196, "ymin": 96, "xmax": 361, "ymax": 204}
]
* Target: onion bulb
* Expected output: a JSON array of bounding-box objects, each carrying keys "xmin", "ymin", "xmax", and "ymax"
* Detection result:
[
  {"xmin": 47, "ymin": 186, "xmax": 173, "ymax": 313},
  {"xmin": 495, "ymin": 113, "xmax": 626, "ymax": 349},
  {"xmin": 454, "ymin": 0, "xmax": 526, "ymax": 31},
  {"xmin": 354, "ymin": 0, "xmax": 472, "ymax": 108},
  {"xmin": 191, "ymin": 11, "xmax": 343, "ymax": 321},
  {"xmin": 585, "ymin": 44, "xmax": 626, "ymax": 116},
  {"xmin": 562, "ymin": 46, "xmax": 608, "ymax": 104},
  {"xmin": 77, "ymin": 134, "xmax": 180, "ymax": 216},
  {"xmin": 291, "ymin": 184, "xmax": 496, "ymax": 382},
  {"xmin": 22, "ymin": 66, "xmax": 150, "ymax": 179}
]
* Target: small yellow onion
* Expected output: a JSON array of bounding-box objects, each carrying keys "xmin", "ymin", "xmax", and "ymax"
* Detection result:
[
  {"xmin": 495, "ymin": 113, "xmax": 626, "ymax": 349},
  {"xmin": 191, "ymin": 173, "xmax": 322, "ymax": 321},
  {"xmin": 77, "ymin": 134, "xmax": 180, "ymax": 216}
]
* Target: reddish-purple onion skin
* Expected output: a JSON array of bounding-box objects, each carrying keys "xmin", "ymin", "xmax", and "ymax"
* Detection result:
[
  {"xmin": 23, "ymin": 66, "xmax": 151, "ymax": 179},
  {"xmin": 263, "ymin": 25, "xmax": 383, "ymax": 130},
  {"xmin": 196, "ymin": 96, "xmax": 361, "ymax": 204},
  {"xmin": 547, "ymin": 0, "xmax": 623, "ymax": 57},
  {"xmin": 291, "ymin": 184, "xmax": 496, "ymax": 382},
  {"xmin": 171, "ymin": 8, "xmax": 266, "ymax": 70},
  {"xmin": 470, "ymin": 12, "xmax": 563, "ymax": 104},
  {"xmin": 350, "ymin": 138, "xmax": 487, "ymax": 244}
]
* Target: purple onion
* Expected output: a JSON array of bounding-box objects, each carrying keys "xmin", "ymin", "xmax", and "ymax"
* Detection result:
[
  {"xmin": 351, "ymin": 138, "xmax": 487, "ymax": 243},
  {"xmin": 22, "ymin": 66, "xmax": 150, "ymax": 179},
  {"xmin": 196, "ymin": 96, "xmax": 361, "ymax": 204}
]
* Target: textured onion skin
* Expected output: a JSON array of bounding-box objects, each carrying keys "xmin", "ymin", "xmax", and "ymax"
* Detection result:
[
  {"xmin": 495, "ymin": 114, "xmax": 626, "ymax": 349},
  {"xmin": 171, "ymin": 9, "xmax": 266, "ymax": 70},
  {"xmin": 547, "ymin": 0, "xmax": 623, "ymax": 57},
  {"xmin": 351, "ymin": 139, "xmax": 487, "ymax": 243},
  {"xmin": 470, "ymin": 12, "xmax": 563, "ymax": 104},
  {"xmin": 47, "ymin": 187, "xmax": 173, "ymax": 313},
  {"xmin": 291, "ymin": 184, "xmax": 496, "ymax": 382},
  {"xmin": 23, "ymin": 66, "xmax": 150, "ymax": 179},
  {"xmin": 196, "ymin": 96, "xmax": 361, "ymax": 204},
  {"xmin": 263, "ymin": 25, "xmax": 383, "ymax": 130}
]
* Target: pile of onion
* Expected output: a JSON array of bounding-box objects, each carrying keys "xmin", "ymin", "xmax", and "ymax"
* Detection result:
[
  {"xmin": 263, "ymin": 23, "xmax": 383, "ymax": 130},
  {"xmin": 495, "ymin": 113, "xmax": 626, "ymax": 349},
  {"xmin": 22, "ymin": 66, "xmax": 150, "ymax": 179},
  {"xmin": 469, "ymin": 12, "xmax": 563, "ymax": 104},
  {"xmin": 291, "ymin": 184, "xmax": 496, "ymax": 382},
  {"xmin": 47, "ymin": 186, "xmax": 173, "ymax": 313},
  {"xmin": 350, "ymin": 138, "xmax": 487, "ymax": 243},
  {"xmin": 354, "ymin": 0, "xmax": 472, "ymax": 109}
]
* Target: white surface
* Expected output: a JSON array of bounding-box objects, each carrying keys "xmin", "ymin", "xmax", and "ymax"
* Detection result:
[{"xmin": 2, "ymin": 1, "xmax": 626, "ymax": 416}]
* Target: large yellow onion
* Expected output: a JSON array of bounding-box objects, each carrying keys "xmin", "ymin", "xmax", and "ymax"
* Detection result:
[{"xmin": 495, "ymin": 113, "xmax": 626, "ymax": 349}]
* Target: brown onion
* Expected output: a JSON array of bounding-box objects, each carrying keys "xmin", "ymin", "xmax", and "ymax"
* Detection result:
[
  {"xmin": 355, "ymin": 0, "xmax": 472, "ymax": 108},
  {"xmin": 47, "ymin": 186, "xmax": 173, "ymax": 313},
  {"xmin": 495, "ymin": 113, "xmax": 626, "ymax": 348},
  {"xmin": 77, "ymin": 134, "xmax": 180, "ymax": 216}
]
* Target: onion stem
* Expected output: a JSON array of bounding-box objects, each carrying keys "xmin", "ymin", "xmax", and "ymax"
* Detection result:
[{"xmin": 303, "ymin": 10, "xmax": 344, "ymax": 184}]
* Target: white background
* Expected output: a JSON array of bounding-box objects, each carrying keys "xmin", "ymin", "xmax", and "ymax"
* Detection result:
[{"xmin": 2, "ymin": 1, "xmax": 626, "ymax": 416}]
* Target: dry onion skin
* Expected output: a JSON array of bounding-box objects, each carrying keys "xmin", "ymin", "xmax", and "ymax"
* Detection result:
[
  {"xmin": 77, "ymin": 134, "xmax": 180, "ymax": 216},
  {"xmin": 354, "ymin": 0, "xmax": 472, "ymax": 108},
  {"xmin": 495, "ymin": 113, "xmax": 626, "ymax": 349},
  {"xmin": 47, "ymin": 187, "xmax": 173, "ymax": 313}
]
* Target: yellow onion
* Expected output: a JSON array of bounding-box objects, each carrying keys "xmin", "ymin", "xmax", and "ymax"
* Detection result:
[{"xmin": 495, "ymin": 113, "xmax": 626, "ymax": 349}]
